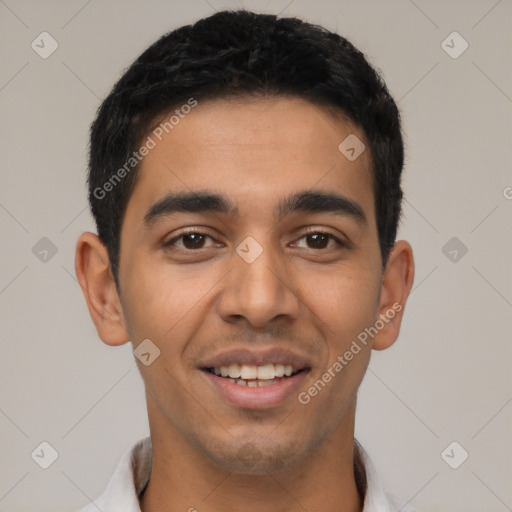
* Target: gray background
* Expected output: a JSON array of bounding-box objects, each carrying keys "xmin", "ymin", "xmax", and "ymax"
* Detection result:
[{"xmin": 0, "ymin": 0, "xmax": 511, "ymax": 511}]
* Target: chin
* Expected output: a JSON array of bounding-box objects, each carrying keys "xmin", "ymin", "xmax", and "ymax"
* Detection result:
[{"xmin": 200, "ymin": 434, "xmax": 309, "ymax": 475}]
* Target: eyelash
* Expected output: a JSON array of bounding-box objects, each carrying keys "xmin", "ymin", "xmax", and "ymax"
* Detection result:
[
  {"xmin": 298, "ymin": 228, "xmax": 347, "ymax": 249},
  {"xmin": 164, "ymin": 227, "xmax": 347, "ymax": 251}
]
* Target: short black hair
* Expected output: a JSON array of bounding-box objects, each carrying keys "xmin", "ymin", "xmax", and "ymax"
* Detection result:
[{"xmin": 88, "ymin": 9, "xmax": 404, "ymax": 289}]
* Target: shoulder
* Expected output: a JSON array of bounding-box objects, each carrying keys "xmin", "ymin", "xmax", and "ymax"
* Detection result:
[
  {"xmin": 355, "ymin": 440, "xmax": 420, "ymax": 512},
  {"xmin": 74, "ymin": 436, "xmax": 152, "ymax": 512}
]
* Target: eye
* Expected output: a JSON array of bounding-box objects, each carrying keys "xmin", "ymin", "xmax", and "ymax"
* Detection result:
[
  {"xmin": 164, "ymin": 229, "xmax": 219, "ymax": 250},
  {"xmin": 163, "ymin": 228, "xmax": 347, "ymax": 252},
  {"xmin": 292, "ymin": 230, "xmax": 346, "ymax": 250}
]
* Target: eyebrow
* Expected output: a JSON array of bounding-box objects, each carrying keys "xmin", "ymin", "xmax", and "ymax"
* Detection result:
[
  {"xmin": 143, "ymin": 189, "xmax": 367, "ymax": 227},
  {"xmin": 278, "ymin": 190, "xmax": 367, "ymax": 225}
]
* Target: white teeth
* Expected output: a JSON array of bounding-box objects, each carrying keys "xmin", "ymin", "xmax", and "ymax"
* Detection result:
[
  {"xmin": 275, "ymin": 364, "xmax": 285, "ymax": 377},
  {"xmin": 256, "ymin": 364, "xmax": 275, "ymax": 380},
  {"xmin": 228, "ymin": 364, "xmax": 241, "ymax": 378},
  {"xmin": 212, "ymin": 363, "xmax": 300, "ymax": 380},
  {"xmin": 240, "ymin": 365, "xmax": 258, "ymax": 379},
  {"xmin": 256, "ymin": 379, "xmax": 276, "ymax": 387},
  {"xmin": 236, "ymin": 379, "xmax": 278, "ymax": 387}
]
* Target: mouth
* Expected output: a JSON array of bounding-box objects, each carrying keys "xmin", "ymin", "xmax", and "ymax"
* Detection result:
[
  {"xmin": 201, "ymin": 363, "xmax": 310, "ymax": 409},
  {"xmin": 198, "ymin": 348, "xmax": 312, "ymax": 409},
  {"xmin": 203, "ymin": 363, "xmax": 307, "ymax": 387}
]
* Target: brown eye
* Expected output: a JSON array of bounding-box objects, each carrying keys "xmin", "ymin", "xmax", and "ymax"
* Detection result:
[
  {"xmin": 305, "ymin": 233, "xmax": 330, "ymax": 249},
  {"xmin": 165, "ymin": 231, "xmax": 215, "ymax": 250},
  {"xmin": 179, "ymin": 233, "xmax": 207, "ymax": 249},
  {"xmin": 294, "ymin": 231, "xmax": 345, "ymax": 250}
]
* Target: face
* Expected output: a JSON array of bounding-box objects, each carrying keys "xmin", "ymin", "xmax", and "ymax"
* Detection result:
[{"xmin": 114, "ymin": 96, "xmax": 388, "ymax": 473}]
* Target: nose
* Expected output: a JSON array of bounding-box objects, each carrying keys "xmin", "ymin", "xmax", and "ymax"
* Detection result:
[{"xmin": 217, "ymin": 236, "xmax": 301, "ymax": 329}]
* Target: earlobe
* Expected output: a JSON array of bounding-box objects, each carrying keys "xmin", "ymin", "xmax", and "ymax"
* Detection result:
[
  {"xmin": 74, "ymin": 232, "xmax": 130, "ymax": 346},
  {"xmin": 372, "ymin": 240, "xmax": 415, "ymax": 351}
]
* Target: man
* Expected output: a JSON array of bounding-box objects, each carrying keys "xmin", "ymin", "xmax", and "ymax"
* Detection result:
[{"xmin": 75, "ymin": 9, "xmax": 415, "ymax": 512}]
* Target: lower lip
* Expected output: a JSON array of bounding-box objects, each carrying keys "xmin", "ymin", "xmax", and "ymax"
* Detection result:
[{"xmin": 201, "ymin": 369, "xmax": 309, "ymax": 410}]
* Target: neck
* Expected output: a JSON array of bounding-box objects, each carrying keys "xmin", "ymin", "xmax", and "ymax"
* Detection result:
[{"xmin": 140, "ymin": 399, "xmax": 363, "ymax": 512}]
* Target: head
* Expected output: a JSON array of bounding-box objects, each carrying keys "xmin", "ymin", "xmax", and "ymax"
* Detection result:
[
  {"xmin": 76, "ymin": 10, "xmax": 414, "ymax": 474},
  {"xmin": 87, "ymin": 10, "xmax": 404, "ymax": 289}
]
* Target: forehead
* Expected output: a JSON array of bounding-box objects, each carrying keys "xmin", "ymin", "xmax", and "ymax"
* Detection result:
[{"xmin": 125, "ymin": 96, "xmax": 375, "ymax": 226}]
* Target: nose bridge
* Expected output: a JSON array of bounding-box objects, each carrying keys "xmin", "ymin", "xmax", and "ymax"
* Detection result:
[{"xmin": 218, "ymin": 232, "xmax": 300, "ymax": 327}]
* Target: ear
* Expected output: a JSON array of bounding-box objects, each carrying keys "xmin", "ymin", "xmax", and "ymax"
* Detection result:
[
  {"xmin": 372, "ymin": 240, "xmax": 415, "ymax": 351},
  {"xmin": 75, "ymin": 232, "xmax": 130, "ymax": 346}
]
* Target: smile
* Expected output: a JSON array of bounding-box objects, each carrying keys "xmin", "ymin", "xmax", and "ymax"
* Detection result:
[
  {"xmin": 202, "ymin": 364, "xmax": 309, "ymax": 409},
  {"xmin": 205, "ymin": 364, "xmax": 303, "ymax": 387}
]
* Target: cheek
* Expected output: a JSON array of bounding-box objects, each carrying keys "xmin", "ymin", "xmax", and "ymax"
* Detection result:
[
  {"xmin": 119, "ymin": 255, "xmax": 201, "ymax": 342},
  {"xmin": 305, "ymin": 275, "xmax": 376, "ymax": 410},
  {"xmin": 308, "ymin": 265, "xmax": 381, "ymax": 344}
]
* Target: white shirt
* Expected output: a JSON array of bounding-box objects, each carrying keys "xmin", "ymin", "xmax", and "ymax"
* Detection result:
[{"xmin": 77, "ymin": 436, "xmax": 418, "ymax": 512}]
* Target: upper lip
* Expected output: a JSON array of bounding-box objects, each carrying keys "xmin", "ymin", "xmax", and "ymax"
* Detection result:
[{"xmin": 199, "ymin": 347, "xmax": 311, "ymax": 370}]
